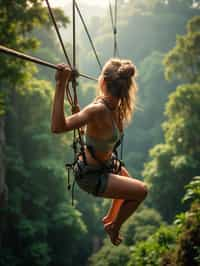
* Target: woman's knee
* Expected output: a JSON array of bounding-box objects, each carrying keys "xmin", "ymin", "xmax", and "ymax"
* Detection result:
[
  {"xmin": 139, "ymin": 182, "xmax": 148, "ymax": 201},
  {"xmin": 102, "ymin": 174, "xmax": 148, "ymax": 201},
  {"xmin": 130, "ymin": 180, "xmax": 148, "ymax": 201}
]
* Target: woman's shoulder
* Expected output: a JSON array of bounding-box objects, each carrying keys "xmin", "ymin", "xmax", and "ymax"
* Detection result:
[{"xmin": 82, "ymin": 100, "xmax": 108, "ymax": 118}]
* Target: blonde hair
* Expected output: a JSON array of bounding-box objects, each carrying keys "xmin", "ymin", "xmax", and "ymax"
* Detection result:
[{"xmin": 99, "ymin": 58, "xmax": 138, "ymax": 124}]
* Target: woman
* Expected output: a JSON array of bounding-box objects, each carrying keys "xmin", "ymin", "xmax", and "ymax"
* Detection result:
[{"xmin": 51, "ymin": 58, "xmax": 148, "ymax": 246}]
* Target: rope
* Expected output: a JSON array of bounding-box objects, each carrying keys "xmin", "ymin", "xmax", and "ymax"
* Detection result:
[
  {"xmin": 44, "ymin": 0, "xmax": 99, "ymax": 81},
  {"xmin": 75, "ymin": 1, "xmax": 102, "ymax": 71},
  {"xmin": 114, "ymin": 0, "xmax": 118, "ymax": 57},
  {"xmin": 72, "ymin": 0, "xmax": 78, "ymax": 106},
  {"xmin": 109, "ymin": 0, "xmax": 115, "ymax": 33},
  {"xmin": 45, "ymin": 0, "xmax": 72, "ymax": 68},
  {"xmin": 73, "ymin": 0, "xmax": 76, "ymax": 71},
  {"xmin": 64, "ymin": 0, "xmax": 88, "ymax": 206},
  {"xmin": 114, "ymin": 0, "xmax": 117, "ymax": 31},
  {"xmin": 108, "ymin": 0, "xmax": 119, "ymax": 57}
]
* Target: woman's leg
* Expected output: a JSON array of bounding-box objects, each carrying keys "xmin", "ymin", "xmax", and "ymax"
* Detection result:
[
  {"xmin": 102, "ymin": 199, "xmax": 123, "ymax": 224},
  {"xmin": 104, "ymin": 199, "xmax": 142, "ymax": 245},
  {"xmin": 102, "ymin": 167, "xmax": 130, "ymax": 224},
  {"xmin": 99, "ymin": 173, "xmax": 148, "ymax": 245}
]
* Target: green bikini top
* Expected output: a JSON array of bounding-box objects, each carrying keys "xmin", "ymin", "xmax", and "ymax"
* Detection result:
[{"xmin": 85, "ymin": 99, "xmax": 123, "ymax": 152}]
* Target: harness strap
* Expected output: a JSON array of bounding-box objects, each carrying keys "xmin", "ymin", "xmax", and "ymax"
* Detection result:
[
  {"xmin": 65, "ymin": 163, "xmax": 77, "ymax": 206},
  {"xmin": 65, "ymin": 157, "xmax": 78, "ymax": 206},
  {"xmin": 71, "ymin": 179, "xmax": 76, "ymax": 206},
  {"xmin": 86, "ymin": 144, "xmax": 124, "ymax": 175}
]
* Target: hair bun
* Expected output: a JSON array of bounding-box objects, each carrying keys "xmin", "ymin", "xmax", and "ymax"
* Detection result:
[{"xmin": 118, "ymin": 62, "xmax": 135, "ymax": 79}]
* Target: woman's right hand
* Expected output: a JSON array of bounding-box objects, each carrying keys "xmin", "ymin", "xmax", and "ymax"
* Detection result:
[{"xmin": 55, "ymin": 63, "xmax": 72, "ymax": 84}]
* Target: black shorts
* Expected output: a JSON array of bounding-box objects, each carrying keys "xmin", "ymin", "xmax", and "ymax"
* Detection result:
[{"xmin": 74, "ymin": 157, "xmax": 119, "ymax": 196}]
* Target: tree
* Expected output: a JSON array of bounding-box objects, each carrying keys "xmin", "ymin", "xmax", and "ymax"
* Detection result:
[
  {"xmin": 128, "ymin": 225, "xmax": 178, "ymax": 266},
  {"xmin": 161, "ymin": 176, "xmax": 200, "ymax": 266},
  {"xmin": 124, "ymin": 52, "xmax": 173, "ymax": 176},
  {"xmin": 143, "ymin": 15, "xmax": 200, "ymax": 222},
  {"xmin": 164, "ymin": 16, "xmax": 200, "ymax": 83},
  {"xmin": 0, "ymin": 0, "xmax": 48, "ymax": 249},
  {"xmin": 89, "ymin": 239, "xmax": 130, "ymax": 266},
  {"xmin": 122, "ymin": 206, "xmax": 164, "ymax": 246},
  {"xmin": 127, "ymin": 176, "xmax": 200, "ymax": 266},
  {"xmin": 144, "ymin": 83, "xmax": 200, "ymax": 221}
]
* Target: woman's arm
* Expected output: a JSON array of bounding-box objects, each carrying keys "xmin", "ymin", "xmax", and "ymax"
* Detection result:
[
  {"xmin": 51, "ymin": 64, "xmax": 71, "ymax": 133},
  {"xmin": 51, "ymin": 64, "xmax": 102, "ymax": 134}
]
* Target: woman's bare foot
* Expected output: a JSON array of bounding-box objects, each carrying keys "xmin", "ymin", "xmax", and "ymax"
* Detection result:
[{"xmin": 104, "ymin": 222, "xmax": 122, "ymax": 246}]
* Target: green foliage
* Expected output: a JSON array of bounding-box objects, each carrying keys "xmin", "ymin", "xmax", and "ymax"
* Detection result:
[
  {"xmin": 164, "ymin": 83, "xmax": 200, "ymax": 156},
  {"xmin": 31, "ymin": 7, "xmax": 71, "ymax": 82},
  {"xmin": 143, "ymin": 144, "xmax": 179, "ymax": 221},
  {"xmin": 164, "ymin": 16, "xmax": 200, "ymax": 83},
  {"xmin": 0, "ymin": 92, "xmax": 5, "ymax": 116},
  {"xmin": 1, "ymin": 75, "xmax": 88, "ymax": 266},
  {"xmin": 93, "ymin": 175, "xmax": 200, "ymax": 266},
  {"xmin": 160, "ymin": 176, "xmax": 200, "ymax": 265},
  {"xmin": 0, "ymin": 248, "xmax": 20, "ymax": 266},
  {"xmin": 144, "ymin": 83, "xmax": 200, "ymax": 221},
  {"xmin": 161, "ymin": 203, "xmax": 200, "ymax": 266},
  {"xmin": 24, "ymin": 242, "xmax": 50, "ymax": 266},
  {"xmin": 182, "ymin": 176, "xmax": 200, "ymax": 205},
  {"xmin": 45, "ymin": 7, "xmax": 69, "ymax": 28},
  {"xmin": 124, "ymin": 51, "xmax": 173, "ymax": 176},
  {"xmin": 122, "ymin": 206, "xmax": 164, "ymax": 246},
  {"xmin": 127, "ymin": 225, "xmax": 178, "ymax": 266},
  {"xmin": 89, "ymin": 239, "xmax": 130, "ymax": 266}
]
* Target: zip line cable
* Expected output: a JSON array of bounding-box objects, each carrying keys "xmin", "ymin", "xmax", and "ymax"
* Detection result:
[
  {"xmin": 0, "ymin": 45, "xmax": 60, "ymax": 70},
  {"xmin": 67, "ymin": 0, "xmax": 88, "ymax": 205},
  {"xmin": 75, "ymin": 1, "xmax": 102, "ymax": 71},
  {"xmin": 0, "ymin": 45, "xmax": 97, "ymax": 81}
]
